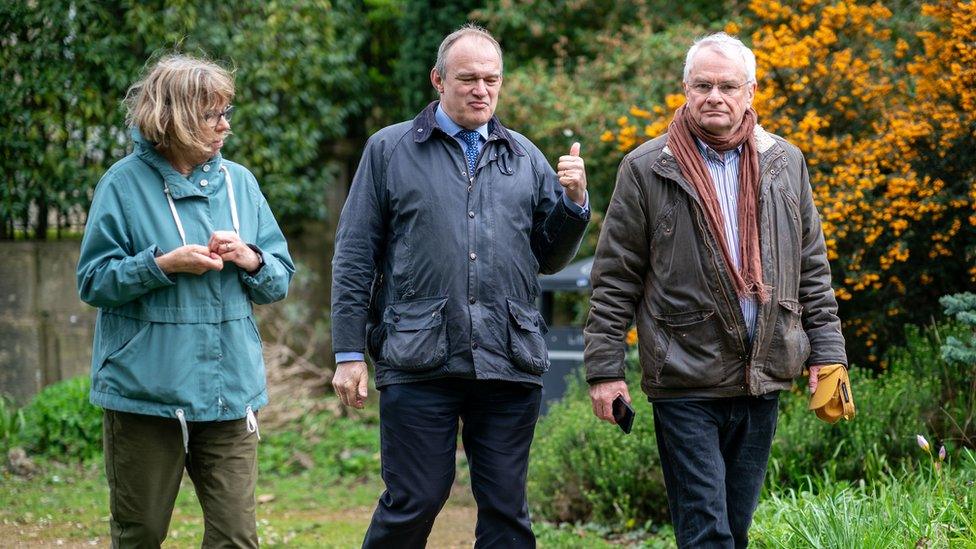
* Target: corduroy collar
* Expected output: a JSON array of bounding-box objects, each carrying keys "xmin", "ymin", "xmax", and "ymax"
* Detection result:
[{"xmin": 411, "ymin": 101, "xmax": 525, "ymax": 156}]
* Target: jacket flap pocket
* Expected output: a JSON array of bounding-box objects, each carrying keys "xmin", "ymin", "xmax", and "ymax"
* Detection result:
[
  {"xmin": 654, "ymin": 309, "xmax": 714, "ymax": 327},
  {"xmin": 383, "ymin": 297, "xmax": 448, "ymax": 331},
  {"xmin": 506, "ymin": 298, "xmax": 546, "ymax": 333},
  {"xmin": 778, "ymin": 299, "xmax": 803, "ymax": 314}
]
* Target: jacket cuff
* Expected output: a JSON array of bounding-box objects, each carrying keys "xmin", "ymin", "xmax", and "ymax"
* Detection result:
[
  {"xmin": 141, "ymin": 246, "xmax": 174, "ymax": 288},
  {"xmin": 560, "ymin": 194, "xmax": 591, "ymax": 222},
  {"xmin": 239, "ymin": 246, "xmax": 273, "ymax": 288},
  {"xmin": 584, "ymin": 349, "xmax": 628, "ymax": 384},
  {"xmin": 561, "ymin": 191, "xmax": 590, "ymax": 217}
]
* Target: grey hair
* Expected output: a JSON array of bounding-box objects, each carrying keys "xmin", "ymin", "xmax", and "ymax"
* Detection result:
[
  {"xmin": 683, "ymin": 32, "xmax": 756, "ymax": 83},
  {"xmin": 124, "ymin": 54, "xmax": 234, "ymax": 156},
  {"xmin": 434, "ymin": 24, "xmax": 503, "ymax": 78}
]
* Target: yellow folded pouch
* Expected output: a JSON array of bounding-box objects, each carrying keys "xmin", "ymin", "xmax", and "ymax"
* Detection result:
[{"xmin": 809, "ymin": 364, "xmax": 856, "ymax": 424}]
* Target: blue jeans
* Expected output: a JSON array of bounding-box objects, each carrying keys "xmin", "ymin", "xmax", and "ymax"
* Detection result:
[
  {"xmin": 362, "ymin": 377, "xmax": 541, "ymax": 549},
  {"xmin": 652, "ymin": 395, "xmax": 779, "ymax": 548}
]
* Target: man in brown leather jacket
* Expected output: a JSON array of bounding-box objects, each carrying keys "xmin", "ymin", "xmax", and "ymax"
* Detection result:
[{"xmin": 584, "ymin": 33, "xmax": 847, "ymax": 548}]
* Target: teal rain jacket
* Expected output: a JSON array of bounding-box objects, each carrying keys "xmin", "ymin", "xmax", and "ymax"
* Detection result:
[{"xmin": 77, "ymin": 129, "xmax": 295, "ymax": 422}]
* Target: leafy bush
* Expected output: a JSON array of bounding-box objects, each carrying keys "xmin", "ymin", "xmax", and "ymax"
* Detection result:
[
  {"xmin": 16, "ymin": 376, "xmax": 102, "ymax": 462},
  {"xmin": 259, "ymin": 409, "xmax": 380, "ymax": 482},
  {"xmin": 528, "ymin": 367, "xmax": 668, "ymax": 529},
  {"xmin": 1, "ymin": 1, "xmax": 369, "ymax": 238},
  {"xmin": 769, "ymin": 321, "xmax": 972, "ymax": 489},
  {"xmin": 530, "ymin": 318, "xmax": 974, "ymax": 530}
]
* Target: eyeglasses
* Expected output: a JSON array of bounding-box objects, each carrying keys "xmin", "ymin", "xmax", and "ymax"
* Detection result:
[
  {"xmin": 204, "ymin": 105, "xmax": 234, "ymax": 128},
  {"xmin": 688, "ymin": 81, "xmax": 749, "ymax": 96}
]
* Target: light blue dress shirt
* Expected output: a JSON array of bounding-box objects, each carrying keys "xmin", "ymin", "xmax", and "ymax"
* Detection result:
[{"xmin": 694, "ymin": 138, "xmax": 758, "ymax": 340}]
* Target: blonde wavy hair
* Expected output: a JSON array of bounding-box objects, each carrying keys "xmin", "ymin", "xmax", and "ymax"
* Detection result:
[{"xmin": 124, "ymin": 54, "xmax": 234, "ymax": 158}]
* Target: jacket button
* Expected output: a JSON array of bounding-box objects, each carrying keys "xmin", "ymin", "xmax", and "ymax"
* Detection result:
[
  {"xmin": 468, "ymin": 211, "xmax": 475, "ymax": 218},
  {"xmin": 203, "ymin": 164, "xmax": 211, "ymax": 172},
  {"xmin": 469, "ymin": 297, "xmax": 476, "ymax": 304},
  {"xmin": 393, "ymin": 315, "xmax": 401, "ymax": 322},
  {"xmin": 469, "ymin": 252, "xmax": 477, "ymax": 260},
  {"xmin": 200, "ymin": 179, "xmax": 208, "ymax": 187},
  {"xmin": 467, "ymin": 185, "xmax": 473, "ymax": 192},
  {"xmin": 472, "ymin": 342, "xmax": 479, "ymax": 350}
]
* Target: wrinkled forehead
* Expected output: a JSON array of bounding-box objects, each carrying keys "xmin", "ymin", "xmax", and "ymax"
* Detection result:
[
  {"xmin": 444, "ymin": 36, "xmax": 503, "ymax": 75},
  {"xmin": 687, "ymin": 46, "xmax": 748, "ymax": 81}
]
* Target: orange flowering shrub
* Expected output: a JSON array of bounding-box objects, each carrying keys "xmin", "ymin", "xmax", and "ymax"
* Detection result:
[{"xmin": 602, "ymin": 0, "xmax": 976, "ymax": 365}]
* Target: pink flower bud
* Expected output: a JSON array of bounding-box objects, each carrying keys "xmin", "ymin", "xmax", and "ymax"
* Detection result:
[
  {"xmin": 917, "ymin": 434, "xmax": 930, "ymax": 452},
  {"xmin": 939, "ymin": 446, "xmax": 946, "ymax": 461}
]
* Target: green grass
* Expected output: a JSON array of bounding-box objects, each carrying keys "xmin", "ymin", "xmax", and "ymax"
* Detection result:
[
  {"xmin": 752, "ymin": 451, "xmax": 976, "ymax": 548},
  {"xmin": 0, "ymin": 460, "xmax": 383, "ymax": 547},
  {"xmin": 4, "ymin": 449, "xmax": 976, "ymax": 547}
]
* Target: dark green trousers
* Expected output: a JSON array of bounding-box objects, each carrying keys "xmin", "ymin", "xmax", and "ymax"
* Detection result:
[{"xmin": 102, "ymin": 410, "xmax": 259, "ymax": 548}]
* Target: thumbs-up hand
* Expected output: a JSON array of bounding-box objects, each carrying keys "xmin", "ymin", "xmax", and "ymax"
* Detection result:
[{"xmin": 556, "ymin": 142, "xmax": 587, "ymax": 206}]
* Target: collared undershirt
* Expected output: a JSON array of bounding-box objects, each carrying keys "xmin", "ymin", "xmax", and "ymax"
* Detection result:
[{"xmin": 695, "ymin": 138, "xmax": 758, "ymax": 341}]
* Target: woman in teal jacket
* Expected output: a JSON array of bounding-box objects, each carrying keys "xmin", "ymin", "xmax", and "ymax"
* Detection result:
[{"xmin": 77, "ymin": 54, "xmax": 294, "ymax": 548}]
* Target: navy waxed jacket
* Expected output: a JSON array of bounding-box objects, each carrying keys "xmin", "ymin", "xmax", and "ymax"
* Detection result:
[{"xmin": 331, "ymin": 102, "xmax": 589, "ymax": 387}]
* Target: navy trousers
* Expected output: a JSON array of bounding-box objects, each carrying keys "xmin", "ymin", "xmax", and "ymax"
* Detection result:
[
  {"xmin": 362, "ymin": 377, "xmax": 541, "ymax": 549},
  {"xmin": 652, "ymin": 395, "xmax": 779, "ymax": 549}
]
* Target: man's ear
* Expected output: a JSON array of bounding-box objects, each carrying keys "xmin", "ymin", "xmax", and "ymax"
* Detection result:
[{"xmin": 430, "ymin": 68, "xmax": 444, "ymax": 94}]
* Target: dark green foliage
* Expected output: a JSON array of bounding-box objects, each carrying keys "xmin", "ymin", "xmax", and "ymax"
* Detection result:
[
  {"xmin": 0, "ymin": 1, "xmax": 140, "ymax": 239},
  {"xmin": 475, "ymin": 0, "xmax": 736, "ymax": 67},
  {"xmin": 259, "ymin": 410, "xmax": 380, "ymax": 481},
  {"xmin": 16, "ymin": 376, "xmax": 102, "ymax": 462},
  {"xmin": 393, "ymin": 0, "xmax": 483, "ymax": 119},
  {"xmin": 528, "ymin": 366, "xmax": 668, "ymax": 529},
  {"xmin": 2, "ymin": 1, "xmax": 369, "ymax": 238}
]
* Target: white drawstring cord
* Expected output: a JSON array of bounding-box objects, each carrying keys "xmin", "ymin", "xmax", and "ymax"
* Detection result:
[
  {"xmin": 163, "ymin": 164, "xmax": 240, "ymax": 247},
  {"xmin": 245, "ymin": 406, "xmax": 260, "ymax": 440},
  {"xmin": 175, "ymin": 409, "xmax": 189, "ymax": 454}
]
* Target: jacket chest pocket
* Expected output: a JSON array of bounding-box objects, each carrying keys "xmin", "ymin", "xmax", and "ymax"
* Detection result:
[
  {"xmin": 505, "ymin": 298, "xmax": 550, "ymax": 374},
  {"xmin": 379, "ymin": 296, "xmax": 449, "ymax": 371}
]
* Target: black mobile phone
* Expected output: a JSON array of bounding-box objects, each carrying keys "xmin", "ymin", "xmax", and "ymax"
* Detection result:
[{"xmin": 612, "ymin": 395, "xmax": 635, "ymax": 434}]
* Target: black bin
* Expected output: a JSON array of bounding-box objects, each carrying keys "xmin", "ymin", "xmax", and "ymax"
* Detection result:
[{"xmin": 537, "ymin": 257, "xmax": 592, "ymax": 414}]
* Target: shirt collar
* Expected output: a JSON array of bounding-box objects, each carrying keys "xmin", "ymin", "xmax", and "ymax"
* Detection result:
[
  {"xmin": 412, "ymin": 101, "xmax": 525, "ymax": 156},
  {"xmin": 694, "ymin": 137, "xmax": 742, "ymax": 164},
  {"xmin": 435, "ymin": 104, "xmax": 489, "ymax": 141}
]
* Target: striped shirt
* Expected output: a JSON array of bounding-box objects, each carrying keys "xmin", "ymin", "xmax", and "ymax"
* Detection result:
[{"xmin": 695, "ymin": 139, "xmax": 758, "ymax": 340}]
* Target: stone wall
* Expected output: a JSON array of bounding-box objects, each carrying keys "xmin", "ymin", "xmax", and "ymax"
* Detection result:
[{"xmin": 0, "ymin": 241, "xmax": 96, "ymax": 404}]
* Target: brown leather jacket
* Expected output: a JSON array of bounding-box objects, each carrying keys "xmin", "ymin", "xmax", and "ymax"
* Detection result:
[{"xmin": 584, "ymin": 127, "xmax": 847, "ymax": 399}]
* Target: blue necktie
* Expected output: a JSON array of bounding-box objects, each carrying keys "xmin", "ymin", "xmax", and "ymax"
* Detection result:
[{"xmin": 457, "ymin": 129, "xmax": 481, "ymax": 176}]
